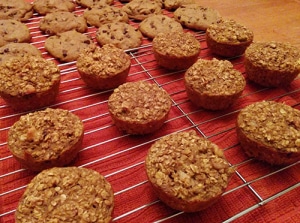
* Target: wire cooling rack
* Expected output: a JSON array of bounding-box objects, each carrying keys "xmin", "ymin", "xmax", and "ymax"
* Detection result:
[{"xmin": 1, "ymin": 1, "xmax": 300, "ymax": 223}]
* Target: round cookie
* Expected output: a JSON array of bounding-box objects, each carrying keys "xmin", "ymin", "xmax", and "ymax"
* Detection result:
[
  {"xmin": 163, "ymin": 0, "xmax": 195, "ymax": 11},
  {"xmin": 39, "ymin": 11, "xmax": 87, "ymax": 35},
  {"xmin": 0, "ymin": 19, "xmax": 31, "ymax": 47},
  {"xmin": 184, "ymin": 58, "xmax": 246, "ymax": 110},
  {"xmin": 8, "ymin": 108, "xmax": 84, "ymax": 171},
  {"xmin": 0, "ymin": 56, "xmax": 60, "ymax": 111},
  {"xmin": 139, "ymin": 14, "xmax": 183, "ymax": 39},
  {"xmin": 244, "ymin": 41, "xmax": 300, "ymax": 87},
  {"xmin": 76, "ymin": 0, "xmax": 114, "ymax": 8},
  {"xmin": 15, "ymin": 167, "xmax": 114, "ymax": 223},
  {"xmin": 122, "ymin": 0, "xmax": 162, "ymax": 21},
  {"xmin": 77, "ymin": 44, "xmax": 131, "ymax": 90},
  {"xmin": 45, "ymin": 30, "xmax": 96, "ymax": 62},
  {"xmin": 83, "ymin": 5, "xmax": 129, "ymax": 28},
  {"xmin": 0, "ymin": 0, "xmax": 33, "ymax": 22},
  {"xmin": 145, "ymin": 130, "xmax": 235, "ymax": 212},
  {"xmin": 152, "ymin": 31, "xmax": 200, "ymax": 70},
  {"xmin": 206, "ymin": 19, "xmax": 254, "ymax": 57},
  {"xmin": 96, "ymin": 22, "xmax": 143, "ymax": 50},
  {"xmin": 236, "ymin": 100, "xmax": 300, "ymax": 165},
  {"xmin": 0, "ymin": 43, "xmax": 42, "ymax": 65},
  {"xmin": 33, "ymin": 0, "xmax": 76, "ymax": 15},
  {"xmin": 174, "ymin": 4, "xmax": 222, "ymax": 30},
  {"xmin": 108, "ymin": 81, "xmax": 172, "ymax": 135}
]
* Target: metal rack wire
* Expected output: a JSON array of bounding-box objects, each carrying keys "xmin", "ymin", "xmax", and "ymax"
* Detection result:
[{"xmin": 0, "ymin": 2, "xmax": 300, "ymax": 223}]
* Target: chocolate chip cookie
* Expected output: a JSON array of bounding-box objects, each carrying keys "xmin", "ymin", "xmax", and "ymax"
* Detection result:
[
  {"xmin": 83, "ymin": 5, "xmax": 129, "ymax": 28},
  {"xmin": 174, "ymin": 4, "xmax": 222, "ymax": 30},
  {"xmin": 0, "ymin": 19, "xmax": 31, "ymax": 47},
  {"xmin": 39, "ymin": 11, "xmax": 87, "ymax": 35},
  {"xmin": 45, "ymin": 30, "xmax": 96, "ymax": 62},
  {"xmin": 76, "ymin": 0, "xmax": 114, "ymax": 8},
  {"xmin": 33, "ymin": 0, "xmax": 76, "ymax": 15},
  {"xmin": 96, "ymin": 22, "xmax": 143, "ymax": 50},
  {"xmin": 0, "ymin": 0, "xmax": 33, "ymax": 22},
  {"xmin": 139, "ymin": 14, "xmax": 183, "ymax": 39},
  {"xmin": 163, "ymin": 0, "xmax": 195, "ymax": 11}
]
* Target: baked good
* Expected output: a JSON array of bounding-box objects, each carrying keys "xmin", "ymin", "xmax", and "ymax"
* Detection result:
[
  {"xmin": 96, "ymin": 22, "xmax": 143, "ymax": 50},
  {"xmin": 45, "ymin": 30, "xmax": 96, "ymax": 62},
  {"xmin": 174, "ymin": 4, "xmax": 221, "ymax": 30},
  {"xmin": 138, "ymin": 14, "xmax": 183, "ymax": 39},
  {"xmin": 152, "ymin": 31, "xmax": 200, "ymax": 70},
  {"xmin": 145, "ymin": 130, "xmax": 235, "ymax": 212},
  {"xmin": 39, "ymin": 11, "xmax": 87, "ymax": 35},
  {"xmin": 184, "ymin": 58, "xmax": 246, "ymax": 110},
  {"xmin": 0, "ymin": 0, "xmax": 33, "ymax": 22},
  {"xmin": 0, "ymin": 43, "xmax": 42, "ymax": 65},
  {"xmin": 83, "ymin": 5, "xmax": 129, "ymax": 28},
  {"xmin": 33, "ymin": 0, "xmax": 76, "ymax": 15},
  {"xmin": 8, "ymin": 108, "xmax": 84, "ymax": 172},
  {"xmin": 108, "ymin": 81, "xmax": 172, "ymax": 134},
  {"xmin": 122, "ymin": 0, "xmax": 162, "ymax": 21},
  {"xmin": 236, "ymin": 100, "xmax": 300, "ymax": 166},
  {"xmin": 0, "ymin": 19, "xmax": 31, "ymax": 47},
  {"xmin": 77, "ymin": 44, "xmax": 131, "ymax": 90},
  {"xmin": 15, "ymin": 167, "xmax": 114, "ymax": 222},
  {"xmin": 76, "ymin": 0, "xmax": 114, "ymax": 8},
  {"xmin": 0, "ymin": 56, "xmax": 60, "ymax": 111},
  {"xmin": 163, "ymin": 0, "xmax": 195, "ymax": 11},
  {"xmin": 244, "ymin": 41, "xmax": 300, "ymax": 87},
  {"xmin": 206, "ymin": 19, "xmax": 254, "ymax": 57}
]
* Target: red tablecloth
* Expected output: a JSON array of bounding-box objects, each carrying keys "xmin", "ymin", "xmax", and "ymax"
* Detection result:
[{"xmin": 0, "ymin": 1, "xmax": 299, "ymax": 223}]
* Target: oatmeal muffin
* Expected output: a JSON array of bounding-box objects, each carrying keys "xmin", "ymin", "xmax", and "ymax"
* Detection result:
[
  {"xmin": 152, "ymin": 31, "xmax": 200, "ymax": 70},
  {"xmin": 184, "ymin": 58, "xmax": 246, "ymax": 110},
  {"xmin": 145, "ymin": 130, "xmax": 235, "ymax": 212},
  {"xmin": 108, "ymin": 81, "xmax": 172, "ymax": 135},
  {"xmin": 236, "ymin": 100, "xmax": 300, "ymax": 165},
  {"xmin": 0, "ymin": 56, "xmax": 60, "ymax": 111},
  {"xmin": 244, "ymin": 41, "xmax": 300, "ymax": 87},
  {"xmin": 206, "ymin": 19, "xmax": 254, "ymax": 58},
  {"xmin": 77, "ymin": 44, "xmax": 131, "ymax": 90},
  {"xmin": 15, "ymin": 167, "xmax": 114, "ymax": 223},
  {"xmin": 8, "ymin": 108, "xmax": 84, "ymax": 172}
]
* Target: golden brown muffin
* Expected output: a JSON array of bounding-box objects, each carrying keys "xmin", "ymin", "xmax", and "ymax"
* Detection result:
[
  {"xmin": 145, "ymin": 130, "xmax": 235, "ymax": 212},
  {"xmin": 206, "ymin": 19, "xmax": 254, "ymax": 57},
  {"xmin": 8, "ymin": 108, "xmax": 84, "ymax": 172},
  {"xmin": 0, "ymin": 56, "xmax": 60, "ymax": 111},
  {"xmin": 77, "ymin": 44, "xmax": 131, "ymax": 90},
  {"xmin": 244, "ymin": 41, "xmax": 300, "ymax": 87},
  {"xmin": 108, "ymin": 81, "xmax": 172, "ymax": 135},
  {"xmin": 15, "ymin": 167, "xmax": 114, "ymax": 223},
  {"xmin": 236, "ymin": 100, "xmax": 300, "ymax": 165},
  {"xmin": 184, "ymin": 58, "xmax": 246, "ymax": 110},
  {"xmin": 152, "ymin": 31, "xmax": 200, "ymax": 70}
]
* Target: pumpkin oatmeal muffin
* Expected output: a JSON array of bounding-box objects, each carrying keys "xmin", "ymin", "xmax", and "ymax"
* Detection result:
[
  {"xmin": 236, "ymin": 100, "xmax": 300, "ymax": 165},
  {"xmin": 15, "ymin": 167, "xmax": 114, "ymax": 223},
  {"xmin": 184, "ymin": 58, "xmax": 246, "ymax": 110},
  {"xmin": 0, "ymin": 56, "xmax": 60, "ymax": 111},
  {"xmin": 108, "ymin": 81, "xmax": 172, "ymax": 135},
  {"xmin": 8, "ymin": 108, "xmax": 84, "ymax": 172},
  {"xmin": 77, "ymin": 44, "xmax": 131, "ymax": 90},
  {"xmin": 244, "ymin": 41, "xmax": 300, "ymax": 87},
  {"xmin": 206, "ymin": 19, "xmax": 254, "ymax": 58},
  {"xmin": 152, "ymin": 31, "xmax": 200, "ymax": 70},
  {"xmin": 145, "ymin": 130, "xmax": 235, "ymax": 212}
]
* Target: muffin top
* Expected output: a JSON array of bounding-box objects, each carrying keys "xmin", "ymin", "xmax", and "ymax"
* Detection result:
[
  {"xmin": 237, "ymin": 100, "xmax": 300, "ymax": 153},
  {"xmin": 185, "ymin": 58, "xmax": 246, "ymax": 95},
  {"xmin": 207, "ymin": 19, "xmax": 254, "ymax": 44},
  {"xmin": 245, "ymin": 41, "xmax": 300, "ymax": 72}
]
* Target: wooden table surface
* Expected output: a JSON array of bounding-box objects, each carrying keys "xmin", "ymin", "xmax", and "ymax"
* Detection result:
[{"xmin": 199, "ymin": 0, "xmax": 300, "ymax": 47}]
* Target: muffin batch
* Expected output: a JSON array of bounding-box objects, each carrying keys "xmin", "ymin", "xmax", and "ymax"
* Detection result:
[{"xmin": 0, "ymin": 0, "xmax": 300, "ymax": 222}]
